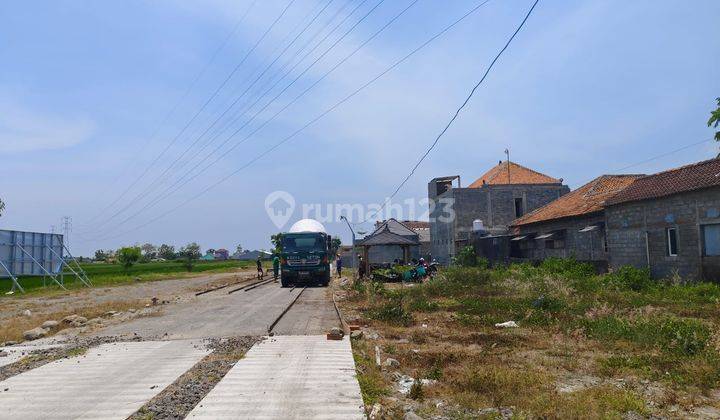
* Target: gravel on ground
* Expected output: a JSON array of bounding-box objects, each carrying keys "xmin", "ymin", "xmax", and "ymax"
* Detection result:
[{"xmin": 127, "ymin": 336, "xmax": 261, "ymax": 420}]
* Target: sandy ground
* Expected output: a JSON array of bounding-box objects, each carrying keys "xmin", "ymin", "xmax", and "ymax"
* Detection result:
[{"xmin": 0, "ymin": 271, "xmax": 252, "ymax": 323}]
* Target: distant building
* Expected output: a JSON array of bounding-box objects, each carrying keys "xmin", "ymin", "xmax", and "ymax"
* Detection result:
[
  {"xmin": 231, "ymin": 250, "xmax": 273, "ymax": 261},
  {"xmin": 429, "ymin": 161, "xmax": 569, "ymax": 264},
  {"xmin": 201, "ymin": 251, "xmax": 215, "ymax": 261},
  {"xmin": 605, "ymin": 158, "xmax": 720, "ymax": 281},
  {"xmin": 214, "ymin": 249, "xmax": 229, "ymax": 261}
]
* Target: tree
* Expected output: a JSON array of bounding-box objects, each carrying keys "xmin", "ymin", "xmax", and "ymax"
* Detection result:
[
  {"xmin": 94, "ymin": 249, "xmax": 108, "ymax": 261},
  {"xmin": 270, "ymin": 233, "xmax": 283, "ymax": 254},
  {"xmin": 709, "ymin": 97, "xmax": 720, "ymax": 141},
  {"xmin": 158, "ymin": 244, "xmax": 176, "ymax": 260},
  {"xmin": 117, "ymin": 247, "xmax": 141, "ymax": 272},
  {"xmin": 140, "ymin": 243, "xmax": 157, "ymax": 261},
  {"xmin": 179, "ymin": 242, "xmax": 201, "ymax": 272},
  {"xmin": 0, "ymin": 197, "xmax": 4, "ymax": 217},
  {"xmin": 236, "ymin": 244, "xmax": 243, "ymax": 254},
  {"xmin": 330, "ymin": 237, "xmax": 342, "ymax": 257}
]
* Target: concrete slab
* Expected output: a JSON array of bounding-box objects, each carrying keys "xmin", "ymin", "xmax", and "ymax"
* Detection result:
[
  {"xmin": 97, "ymin": 283, "xmax": 301, "ymax": 340},
  {"xmin": 189, "ymin": 335, "xmax": 365, "ymax": 419},
  {"xmin": 271, "ymin": 287, "xmax": 339, "ymax": 335},
  {"xmin": 0, "ymin": 343, "xmax": 65, "ymax": 368},
  {"xmin": 0, "ymin": 340, "xmax": 208, "ymax": 419}
]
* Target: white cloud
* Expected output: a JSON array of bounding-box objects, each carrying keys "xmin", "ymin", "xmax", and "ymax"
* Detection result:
[{"xmin": 0, "ymin": 101, "xmax": 95, "ymax": 153}]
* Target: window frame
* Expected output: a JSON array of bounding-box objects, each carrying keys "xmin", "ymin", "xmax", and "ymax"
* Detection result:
[
  {"xmin": 514, "ymin": 197, "xmax": 524, "ymax": 218},
  {"xmin": 701, "ymin": 223, "xmax": 720, "ymax": 257},
  {"xmin": 666, "ymin": 227, "xmax": 678, "ymax": 257}
]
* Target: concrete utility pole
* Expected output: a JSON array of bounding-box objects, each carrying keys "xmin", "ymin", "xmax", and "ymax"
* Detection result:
[{"xmin": 339, "ymin": 216, "xmax": 356, "ymax": 275}]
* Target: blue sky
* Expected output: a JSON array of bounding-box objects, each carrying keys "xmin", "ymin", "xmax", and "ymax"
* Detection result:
[{"xmin": 1, "ymin": 0, "xmax": 719, "ymax": 256}]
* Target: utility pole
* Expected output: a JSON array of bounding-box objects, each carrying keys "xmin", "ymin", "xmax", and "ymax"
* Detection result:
[
  {"xmin": 504, "ymin": 148, "xmax": 511, "ymax": 183},
  {"xmin": 340, "ymin": 216, "xmax": 356, "ymax": 276},
  {"xmin": 61, "ymin": 216, "xmax": 72, "ymax": 249}
]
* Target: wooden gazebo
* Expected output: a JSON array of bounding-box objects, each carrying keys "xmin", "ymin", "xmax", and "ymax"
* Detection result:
[{"xmin": 356, "ymin": 219, "xmax": 420, "ymax": 272}]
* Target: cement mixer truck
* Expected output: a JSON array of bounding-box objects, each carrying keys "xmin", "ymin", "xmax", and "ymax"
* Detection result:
[{"xmin": 279, "ymin": 219, "xmax": 332, "ymax": 287}]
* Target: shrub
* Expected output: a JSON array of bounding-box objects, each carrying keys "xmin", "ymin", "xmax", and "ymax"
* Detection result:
[
  {"xmin": 605, "ymin": 266, "xmax": 654, "ymax": 292},
  {"xmin": 368, "ymin": 300, "xmax": 413, "ymax": 326},
  {"xmin": 539, "ymin": 257, "xmax": 595, "ymax": 279},
  {"xmin": 408, "ymin": 379, "xmax": 424, "ymax": 401},
  {"xmin": 117, "ymin": 247, "xmax": 141, "ymax": 272},
  {"xmin": 581, "ymin": 316, "xmax": 711, "ymax": 356},
  {"xmin": 453, "ymin": 245, "xmax": 477, "ymax": 267}
]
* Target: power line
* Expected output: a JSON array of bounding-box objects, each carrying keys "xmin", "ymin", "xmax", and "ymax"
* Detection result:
[
  {"xmin": 81, "ymin": 0, "xmax": 297, "ymax": 232},
  {"xmin": 363, "ymin": 0, "xmax": 540, "ymax": 224},
  {"xmin": 84, "ymin": 0, "xmax": 350, "ymax": 237},
  {"xmin": 146, "ymin": 0, "xmax": 369, "ymax": 201},
  {"xmin": 85, "ymin": 0, "xmax": 496, "ymax": 242},
  {"xmin": 566, "ymin": 137, "xmax": 715, "ymax": 188},
  {"xmin": 82, "ymin": 0, "xmax": 259, "ymax": 226},
  {"xmin": 83, "ymin": 0, "xmax": 391, "ymax": 240}
]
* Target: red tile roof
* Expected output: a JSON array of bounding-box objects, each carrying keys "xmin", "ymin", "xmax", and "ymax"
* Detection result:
[
  {"xmin": 606, "ymin": 158, "xmax": 720, "ymax": 206},
  {"xmin": 512, "ymin": 175, "xmax": 643, "ymax": 226},
  {"xmin": 468, "ymin": 161, "xmax": 561, "ymax": 187}
]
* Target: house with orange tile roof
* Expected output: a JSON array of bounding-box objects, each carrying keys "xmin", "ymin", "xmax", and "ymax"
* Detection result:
[
  {"xmin": 604, "ymin": 158, "xmax": 720, "ymax": 280},
  {"xmin": 428, "ymin": 160, "xmax": 569, "ymax": 264},
  {"xmin": 508, "ymin": 175, "xmax": 643, "ymax": 268}
]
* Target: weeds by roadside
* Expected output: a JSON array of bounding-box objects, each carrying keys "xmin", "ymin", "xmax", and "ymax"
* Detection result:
[{"xmin": 340, "ymin": 259, "xmax": 720, "ymax": 418}]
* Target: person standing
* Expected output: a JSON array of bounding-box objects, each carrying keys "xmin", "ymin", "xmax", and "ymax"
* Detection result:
[
  {"xmin": 358, "ymin": 255, "xmax": 365, "ymax": 279},
  {"xmin": 272, "ymin": 254, "xmax": 280, "ymax": 280},
  {"xmin": 256, "ymin": 256, "xmax": 264, "ymax": 279},
  {"xmin": 336, "ymin": 255, "xmax": 343, "ymax": 277}
]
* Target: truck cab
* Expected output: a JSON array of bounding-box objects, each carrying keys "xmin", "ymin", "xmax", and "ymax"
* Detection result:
[{"xmin": 280, "ymin": 219, "xmax": 332, "ymax": 287}]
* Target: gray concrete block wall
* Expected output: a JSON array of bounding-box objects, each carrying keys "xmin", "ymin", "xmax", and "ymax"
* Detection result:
[
  {"xmin": 429, "ymin": 188, "xmax": 456, "ymax": 264},
  {"xmin": 606, "ymin": 188, "xmax": 720, "ymax": 281},
  {"xmin": 515, "ymin": 214, "xmax": 607, "ymax": 262},
  {"xmin": 429, "ymin": 181, "xmax": 569, "ymax": 265}
]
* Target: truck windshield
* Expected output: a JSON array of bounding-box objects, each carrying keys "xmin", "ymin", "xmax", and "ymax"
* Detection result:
[{"xmin": 283, "ymin": 236, "xmax": 325, "ymax": 252}]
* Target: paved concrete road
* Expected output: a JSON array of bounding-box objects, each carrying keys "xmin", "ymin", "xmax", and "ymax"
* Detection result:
[
  {"xmin": 271, "ymin": 287, "xmax": 339, "ymax": 335},
  {"xmin": 97, "ymin": 282, "xmax": 304, "ymax": 340},
  {"xmin": 188, "ymin": 335, "xmax": 364, "ymax": 419},
  {"xmin": 0, "ymin": 340, "xmax": 208, "ymax": 419}
]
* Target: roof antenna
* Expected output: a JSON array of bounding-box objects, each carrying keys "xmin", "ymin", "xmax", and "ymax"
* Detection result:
[{"xmin": 504, "ymin": 148, "xmax": 510, "ymax": 183}]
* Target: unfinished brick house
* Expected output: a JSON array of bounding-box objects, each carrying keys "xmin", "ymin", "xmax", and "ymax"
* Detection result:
[
  {"xmin": 429, "ymin": 161, "xmax": 569, "ymax": 264},
  {"xmin": 509, "ymin": 175, "xmax": 643, "ymax": 270},
  {"xmin": 605, "ymin": 158, "xmax": 720, "ymax": 281}
]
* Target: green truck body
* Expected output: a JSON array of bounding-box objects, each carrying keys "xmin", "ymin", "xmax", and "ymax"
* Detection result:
[{"xmin": 280, "ymin": 231, "xmax": 331, "ymax": 287}]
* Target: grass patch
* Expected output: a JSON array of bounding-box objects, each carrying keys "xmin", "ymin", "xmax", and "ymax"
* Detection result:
[
  {"xmin": 1, "ymin": 260, "xmax": 252, "ymax": 295},
  {"xmin": 352, "ymin": 340, "xmax": 389, "ymax": 406},
  {"xmin": 343, "ymin": 259, "xmax": 720, "ymax": 416},
  {"xmin": 581, "ymin": 316, "xmax": 711, "ymax": 356}
]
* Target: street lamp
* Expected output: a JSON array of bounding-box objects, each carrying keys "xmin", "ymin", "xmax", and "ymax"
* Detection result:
[{"xmin": 340, "ymin": 216, "xmax": 356, "ymax": 276}]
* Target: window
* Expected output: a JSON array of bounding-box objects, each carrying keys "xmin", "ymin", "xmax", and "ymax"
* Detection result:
[
  {"xmin": 514, "ymin": 197, "xmax": 524, "ymax": 218},
  {"xmin": 702, "ymin": 224, "xmax": 720, "ymax": 256},
  {"xmin": 666, "ymin": 227, "xmax": 678, "ymax": 256}
]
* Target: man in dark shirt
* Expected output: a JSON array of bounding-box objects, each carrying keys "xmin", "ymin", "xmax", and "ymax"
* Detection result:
[{"xmin": 256, "ymin": 256, "xmax": 264, "ymax": 279}]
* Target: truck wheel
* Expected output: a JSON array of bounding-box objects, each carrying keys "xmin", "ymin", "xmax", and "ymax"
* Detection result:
[
  {"xmin": 322, "ymin": 272, "xmax": 330, "ymax": 287},
  {"xmin": 280, "ymin": 275, "xmax": 291, "ymax": 288}
]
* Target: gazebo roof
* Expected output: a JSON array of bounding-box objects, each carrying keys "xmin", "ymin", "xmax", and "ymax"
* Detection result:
[{"xmin": 357, "ymin": 230, "xmax": 419, "ymax": 247}]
